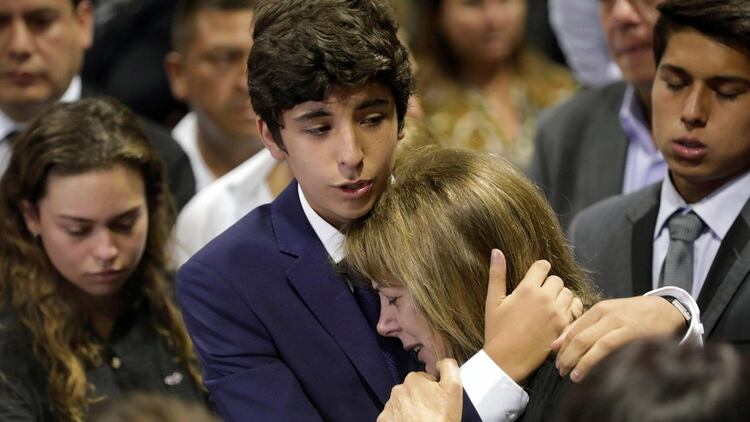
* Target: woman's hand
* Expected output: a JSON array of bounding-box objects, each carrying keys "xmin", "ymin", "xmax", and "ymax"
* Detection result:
[{"xmin": 483, "ymin": 249, "xmax": 583, "ymax": 383}]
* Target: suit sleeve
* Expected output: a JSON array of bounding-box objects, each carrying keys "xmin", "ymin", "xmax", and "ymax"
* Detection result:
[
  {"xmin": 176, "ymin": 259, "xmax": 324, "ymax": 421},
  {"xmin": 527, "ymin": 113, "xmax": 552, "ymax": 194}
]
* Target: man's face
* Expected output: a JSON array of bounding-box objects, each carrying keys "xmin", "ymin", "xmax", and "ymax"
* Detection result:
[
  {"xmin": 652, "ymin": 29, "xmax": 750, "ymax": 202},
  {"xmin": 166, "ymin": 8, "xmax": 257, "ymax": 141},
  {"xmin": 600, "ymin": 0, "xmax": 662, "ymax": 89},
  {"xmin": 0, "ymin": 0, "xmax": 93, "ymax": 121},
  {"xmin": 259, "ymin": 84, "xmax": 401, "ymax": 229}
]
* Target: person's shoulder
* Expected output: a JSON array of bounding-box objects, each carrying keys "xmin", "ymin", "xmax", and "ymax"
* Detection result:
[
  {"xmin": 187, "ymin": 202, "xmax": 276, "ymax": 263},
  {"xmin": 571, "ymin": 184, "xmax": 659, "ymax": 236},
  {"xmin": 539, "ymin": 81, "xmax": 626, "ymax": 127}
]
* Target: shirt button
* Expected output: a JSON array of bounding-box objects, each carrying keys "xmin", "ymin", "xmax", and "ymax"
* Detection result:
[{"xmin": 111, "ymin": 356, "xmax": 122, "ymax": 369}]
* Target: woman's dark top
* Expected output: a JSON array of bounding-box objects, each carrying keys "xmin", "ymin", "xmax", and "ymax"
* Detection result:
[
  {"xmin": 519, "ymin": 355, "xmax": 572, "ymax": 421},
  {"xmin": 0, "ymin": 302, "xmax": 205, "ymax": 421}
]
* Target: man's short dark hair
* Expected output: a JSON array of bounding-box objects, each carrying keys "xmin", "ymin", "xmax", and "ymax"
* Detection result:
[
  {"xmin": 248, "ymin": 0, "xmax": 414, "ymax": 145},
  {"xmin": 171, "ymin": 0, "xmax": 256, "ymax": 53},
  {"xmin": 654, "ymin": 0, "xmax": 750, "ymax": 65}
]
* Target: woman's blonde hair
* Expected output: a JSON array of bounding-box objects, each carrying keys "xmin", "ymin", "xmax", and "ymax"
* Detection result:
[
  {"xmin": 0, "ymin": 98, "xmax": 201, "ymax": 421},
  {"xmin": 345, "ymin": 146, "xmax": 598, "ymax": 364}
]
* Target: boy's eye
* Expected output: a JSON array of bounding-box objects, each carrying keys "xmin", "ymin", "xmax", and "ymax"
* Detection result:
[
  {"xmin": 714, "ymin": 85, "xmax": 746, "ymax": 101},
  {"xmin": 716, "ymin": 90, "xmax": 740, "ymax": 101},
  {"xmin": 305, "ymin": 125, "xmax": 330, "ymax": 136},
  {"xmin": 362, "ymin": 113, "xmax": 385, "ymax": 126},
  {"xmin": 662, "ymin": 78, "xmax": 686, "ymax": 92}
]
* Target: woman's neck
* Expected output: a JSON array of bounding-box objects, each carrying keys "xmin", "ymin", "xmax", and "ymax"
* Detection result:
[
  {"xmin": 459, "ymin": 56, "xmax": 514, "ymax": 90},
  {"xmin": 66, "ymin": 287, "xmax": 123, "ymax": 340}
]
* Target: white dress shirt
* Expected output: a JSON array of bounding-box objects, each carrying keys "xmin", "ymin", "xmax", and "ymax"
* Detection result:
[
  {"xmin": 171, "ymin": 148, "xmax": 276, "ymax": 266},
  {"xmin": 172, "ymin": 112, "xmax": 216, "ymax": 192},
  {"xmin": 298, "ymin": 187, "xmax": 529, "ymax": 422}
]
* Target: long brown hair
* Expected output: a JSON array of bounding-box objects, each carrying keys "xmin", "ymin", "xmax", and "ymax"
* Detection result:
[
  {"xmin": 346, "ymin": 146, "xmax": 598, "ymax": 364},
  {"xmin": 0, "ymin": 98, "xmax": 201, "ymax": 421}
]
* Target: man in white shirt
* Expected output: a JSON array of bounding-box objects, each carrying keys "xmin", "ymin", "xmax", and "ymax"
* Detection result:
[
  {"xmin": 165, "ymin": 0, "xmax": 291, "ymax": 265},
  {"xmin": 165, "ymin": 0, "xmax": 264, "ymax": 192}
]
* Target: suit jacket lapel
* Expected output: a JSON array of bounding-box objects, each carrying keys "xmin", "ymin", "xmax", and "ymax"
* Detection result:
[
  {"xmin": 271, "ymin": 182, "xmax": 396, "ymax": 405},
  {"xmin": 627, "ymin": 184, "xmax": 661, "ymax": 296},
  {"xmin": 697, "ymin": 201, "xmax": 750, "ymax": 335}
]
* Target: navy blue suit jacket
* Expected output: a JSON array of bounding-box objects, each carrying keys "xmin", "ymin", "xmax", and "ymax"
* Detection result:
[{"xmin": 177, "ymin": 182, "xmax": 416, "ymax": 420}]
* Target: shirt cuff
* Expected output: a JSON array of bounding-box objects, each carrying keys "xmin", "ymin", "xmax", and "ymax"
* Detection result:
[
  {"xmin": 460, "ymin": 349, "xmax": 529, "ymax": 422},
  {"xmin": 645, "ymin": 286, "xmax": 704, "ymax": 346}
]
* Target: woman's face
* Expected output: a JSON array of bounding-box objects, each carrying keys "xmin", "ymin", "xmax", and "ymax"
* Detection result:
[
  {"xmin": 438, "ymin": 0, "xmax": 527, "ymax": 66},
  {"xmin": 21, "ymin": 165, "xmax": 149, "ymax": 301},
  {"xmin": 375, "ymin": 284, "xmax": 450, "ymax": 376}
]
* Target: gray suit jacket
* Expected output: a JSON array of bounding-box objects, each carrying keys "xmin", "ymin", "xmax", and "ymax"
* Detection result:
[
  {"xmin": 528, "ymin": 81, "xmax": 629, "ymax": 229},
  {"xmin": 569, "ymin": 184, "xmax": 750, "ymax": 354}
]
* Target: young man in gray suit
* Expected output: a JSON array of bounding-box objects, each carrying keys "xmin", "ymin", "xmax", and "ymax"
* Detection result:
[
  {"xmin": 570, "ymin": 0, "xmax": 750, "ymax": 358},
  {"xmin": 529, "ymin": 0, "xmax": 667, "ymax": 229}
]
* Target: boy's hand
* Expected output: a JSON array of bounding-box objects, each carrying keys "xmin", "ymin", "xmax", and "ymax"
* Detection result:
[
  {"xmin": 377, "ymin": 359, "xmax": 462, "ymax": 422},
  {"xmin": 551, "ymin": 296, "xmax": 684, "ymax": 382},
  {"xmin": 483, "ymin": 250, "xmax": 583, "ymax": 383}
]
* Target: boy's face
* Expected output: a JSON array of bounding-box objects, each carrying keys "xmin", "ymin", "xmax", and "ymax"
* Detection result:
[
  {"xmin": 259, "ymin": 83, "xmax": 401, "ymax": 229},
  {"xmin": 652, "ymin": 29, "xmax": 750, "ymax": 202}
]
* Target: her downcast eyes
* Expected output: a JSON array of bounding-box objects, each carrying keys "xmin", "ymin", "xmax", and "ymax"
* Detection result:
[{"xmin": 64, "ymin": 225, "xmax": 90, "ymax": 237}]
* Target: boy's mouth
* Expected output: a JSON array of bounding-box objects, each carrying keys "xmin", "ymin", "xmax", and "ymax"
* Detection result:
[
  {"xmin": 671, "ymin": 137, "xmax": 708, "ymax": 161},
  {"xmin": 336, "ymin": 180, "xmax": 374, "ymax": 199}
]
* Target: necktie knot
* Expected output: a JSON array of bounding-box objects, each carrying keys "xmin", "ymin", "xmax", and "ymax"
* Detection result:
[{"xmin": 668, "ymin": 211, "xmax": 704, "ymax": 243}]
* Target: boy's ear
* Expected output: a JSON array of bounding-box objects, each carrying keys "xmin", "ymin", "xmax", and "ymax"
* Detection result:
[
  {"xmin": 19, "ymin": 200, "xmax": 41, "ymax": 237},
  {"xmin": 257, "ymin": 117, "xmax": 288, "ymax": 161}
]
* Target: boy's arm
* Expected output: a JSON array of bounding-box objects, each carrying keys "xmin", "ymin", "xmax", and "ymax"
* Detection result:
[
  {"xmin": 176, "ymin": 259, "xmax": 324, "ymax": 421},
  {"xmin": 552, "ymin": 288, "xmax": 703, "ymax": 382}
]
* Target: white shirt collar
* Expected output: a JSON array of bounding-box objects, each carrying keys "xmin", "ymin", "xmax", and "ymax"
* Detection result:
[
  {"xmin": 655, "ymin": 169, "xmax": 750, "ymax": 241},
  {"xmin": 298, "ymin": 184, "xmax": 345, "ymax": 263},
  {"xmin": 61, "ymin": 75, "xmax": 82, "ymax": 103}
]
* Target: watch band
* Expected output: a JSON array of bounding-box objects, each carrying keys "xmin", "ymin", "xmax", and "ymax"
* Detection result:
[{"xmin": 662, "ymin": 295, "xmax": 692, "ymax": 323}]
